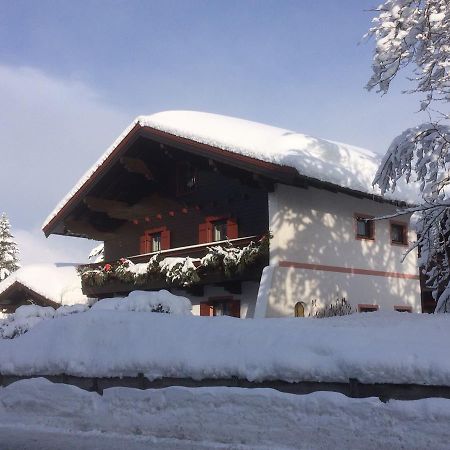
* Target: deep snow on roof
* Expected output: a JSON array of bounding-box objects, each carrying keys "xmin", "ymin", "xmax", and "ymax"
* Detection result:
[
  {"xmin": 43, "ymin": 111, "xmax": 419, "ymax": 230},
  {"xmin": 0, "ymin": 264, "xmax": 88, "ymax": 306}
]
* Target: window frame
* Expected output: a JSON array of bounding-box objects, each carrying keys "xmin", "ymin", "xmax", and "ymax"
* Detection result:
[
  {"xmin": 390, "ymin": 220, "xmax": 409, "ymax": 246},
  {"xmin": 200, "ymin": 296, "xmax": 241, "ymax": 318},
  {"xmin": 358, "ymin": 304, "xmax": 379, "ymax": 313},
  {"xmin": 199, "ymin": 216, "xmax": 238, "ymax": 244},
  {"xmin": 294, "ymin": 301, "xmax": 305, "ymax": 317},
  {"xmin": 176, "ymin": 162, "xmax": 198, "ymax": 197},
  {"xmin": 140, "ymin": 226, "xmax": 170, "ymax": 254},
  {"xmin": 354, "ymin": 213, "xmax": 375, "ymax": 241},
  {"xmin": 394, "ymin": 305, "xmax": 412, "ymax": 313}
]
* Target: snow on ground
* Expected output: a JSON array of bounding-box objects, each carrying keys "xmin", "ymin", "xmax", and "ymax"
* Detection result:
[
  {"xmin": 0, "ymin": 290, "xmax": 190, "ymax": 338},
  {"xmin": 43, "ymin": 110, "xmax": 418, "ymax": 230},
  {"xmin": 0, "ymin": 378, "xmax": 449, "ymax": 450},
  {"xmin": 1, "ymin": 310, "xmax": 450, "ymax": 385},
  {"xmin": 0, "ymin": 304, "xmax": 90, "ymax": 339}
]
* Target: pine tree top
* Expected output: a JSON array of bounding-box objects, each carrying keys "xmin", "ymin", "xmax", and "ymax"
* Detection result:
[{"xmin": 0, "ymin": 213, "xmax": 20, "ymax": 281}]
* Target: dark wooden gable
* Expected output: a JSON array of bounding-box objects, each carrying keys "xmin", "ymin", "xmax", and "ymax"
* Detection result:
[
  {"xmin": 0, "ymin": 281, "xmax": 59, "ymax": 314},
  {"xmin": 61, "ymin": 134, "xmax": 271, "ymax": 251}
]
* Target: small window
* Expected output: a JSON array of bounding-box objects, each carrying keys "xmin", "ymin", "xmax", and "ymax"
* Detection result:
[
  {"xmin": 176, "ymin": 163, "xmax": 197, "ymax": 196},
  {"xmin": 140, "ymin": 227, "xmax": 170, "ymax": 254},
  {"xmin": 200, "ymin": 298, "xmax": 240, "ymax": 317},
  {"xmin": 394, "ymin": 305, "xmax": 412, "ymax": 313},
  {"xmin": 358, "ymin": 304, "xmax": 379, "ymax": 313},
  {"xmin": 212, "ymin": 220, "xmax": 227, "ymax": 242},
  {"xmin": 294, "ymin": 302, "xmax": 305, "ymax": 317},
  {"xmin": 390, "ymin": 222, "xmax": 408, "ymax": 245},
  {"xmin": 151, "ymin": 232, "xmax": 161, "ymax": 252},
  {"xmin": 198, "ymin": 217, "xmax": 238, "ymax": 244},
  {"xmin": 355, "ymin": 215, "xmax": 374, "ymax": 240}
]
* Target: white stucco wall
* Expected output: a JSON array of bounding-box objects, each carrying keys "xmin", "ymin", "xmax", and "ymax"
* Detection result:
[{"xmin": 257, "ymin": 184, "xmax": 421, "ymax": 317}]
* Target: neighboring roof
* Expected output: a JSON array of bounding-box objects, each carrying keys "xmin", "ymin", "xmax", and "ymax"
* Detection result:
[
  {"xmin": 42, "ymin": 111, "xmax": 419, "ymax": 234},
  {"xmin": 0, "ymin": 264, "xmax": 89, "ymax": 306}
]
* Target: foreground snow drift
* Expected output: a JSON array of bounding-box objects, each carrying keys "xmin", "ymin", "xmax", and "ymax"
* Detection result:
[
  {"xmin": 0, "ymin": 378, "xmax": 449, "ymax": 450},
  {"xmin": 0, "ymin": 311, "xmax": 450, "ymax": 385},
  {"xmin": 0, "ymin": 290, "xmax": 191, "ymax": 338}
]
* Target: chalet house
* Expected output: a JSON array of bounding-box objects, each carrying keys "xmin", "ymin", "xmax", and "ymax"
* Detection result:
[
  {"xmin": 0, "ymin": 264, "xmax": 88, "ymax": 313},
  {"xmin": 43, "ymin": 111, "xmax": 421, "ymax": 317}
]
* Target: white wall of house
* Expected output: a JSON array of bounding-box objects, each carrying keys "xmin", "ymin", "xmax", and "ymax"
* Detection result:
[{"xmin": 256, "ymin": 184, "xmax": 421, "ymax": 317}]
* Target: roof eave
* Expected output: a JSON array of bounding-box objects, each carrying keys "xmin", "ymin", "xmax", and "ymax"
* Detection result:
[{"xmin": 43, "ymin": 124, "xmax": 412, "ymax": 237}]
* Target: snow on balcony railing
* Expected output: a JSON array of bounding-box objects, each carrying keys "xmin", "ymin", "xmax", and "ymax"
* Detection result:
[{"xmin": 78, "ymin": 235, "xmax": 269, "ymax": 289}]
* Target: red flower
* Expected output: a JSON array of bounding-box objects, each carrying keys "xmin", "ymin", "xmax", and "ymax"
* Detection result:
[{"xmin": 103, "ymin": 263, "xmax": 112, "ymax": 272}]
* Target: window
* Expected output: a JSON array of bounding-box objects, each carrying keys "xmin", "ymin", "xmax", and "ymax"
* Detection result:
[
  {"xmin": 358, "ymin": 304, "xmax": 379, "ymax": 313},
  {"xmin": 140, "ymin": 227, "xmax": 170, "ymax": 254},
  {"xmin": 390, "ymin": 222, "xmax": 408, "ymax": 245},
  {"xmin": 200, "ymin": 297, "xmax": 240, "ymax": 317},
  {"xmin": 199, "ymin": 217, "xmax": 238, "ymax": 244},
  {"xmin": 294, "ymin": 302, "xmax": 305, "ymax": 317},
  {"xmin": 394, "ymin": 305, "xmax": 412, "ymax": 313},
  {"xmin": 176, "ymin": 163, "xmax": 197, "ymax": 196},
  {"xmin": 151, "ymin": 233, "xmax": 161, "ymax": 252},
  {"xmin": 212, "ymin": 219, "xmax": 228, "ymax": 242},
  {"xmin": 355, "ymin": 214, "xmax": 374, "ymax": 240}
]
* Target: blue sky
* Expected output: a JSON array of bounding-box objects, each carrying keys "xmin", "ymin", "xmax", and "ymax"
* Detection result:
[{"xmin": 0, "ymin": 0, "xmax": 422, "ymax": 263}]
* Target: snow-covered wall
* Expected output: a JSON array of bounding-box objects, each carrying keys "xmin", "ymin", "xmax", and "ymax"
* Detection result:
[{"xmin": 259, "ymin": 184, "xmax": 420, "ymax": 316}]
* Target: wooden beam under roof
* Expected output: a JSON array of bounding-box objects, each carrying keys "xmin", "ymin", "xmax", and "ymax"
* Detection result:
[
  {"xmin": 64, "ymin": 218, "xmax": 119, "ymax": 240},
  {"xmin": 84, "ymin": 194, "xmax": 186, "ymax": 222},
  {"xmin": 120, "ymin": 156, "xmax": 155, "ymax": 180}
]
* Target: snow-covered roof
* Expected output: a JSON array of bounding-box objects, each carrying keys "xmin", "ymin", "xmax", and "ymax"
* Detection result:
[
  {"xmin": 0, "ymin": 264, "xmax": 89, "ymax": 306},
  {"xmin": 43, "ymin": 111, "xmax": 419, "ymax": 231}
]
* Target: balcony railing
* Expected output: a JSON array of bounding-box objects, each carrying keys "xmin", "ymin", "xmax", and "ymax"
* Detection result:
[
  {"xmin": 78, "ymin": 235, "xmax": 269, "ymax": 296},
  {"xmin": 127, "ymin": 235, "xmax": 261, "ymax": 264}
]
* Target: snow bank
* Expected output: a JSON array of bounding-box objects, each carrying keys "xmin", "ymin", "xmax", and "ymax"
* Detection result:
[
  {"xmin": 14, "ymin": 305, "xmax": 55, "ymax": 320},
  {"xmin": 0, "ymin": 378, "xmax": 449, "ymax": 449},
  {"xmin": 0, "ymin": 264, "xmax": 90, "ymax": 306},
  {"xmin": 43, "ymin": 111, "xmax": 419, "ymax": 230},
  {"xmin": 91, "ymin": 290, "xmax": 192, "ymax": 315},
  {"xmin": 1, "ymin": 311, "xmax": 450, "ymax": 385},
  {"xmin": 0, "ymin": 304, "xmax": 89, "ymax": 339},
  {"xmin": 0, "ymin": 290, "xmax": 191, "ymax": 339}
]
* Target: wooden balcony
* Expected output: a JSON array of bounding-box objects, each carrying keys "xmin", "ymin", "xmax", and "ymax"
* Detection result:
[
  {"xmin": 79, "ymin": 235, "xmax": 268, "ymax": 298},
  {"xmin": 127, "ymin": 235, "xmax": 261, "ymax": 264}
]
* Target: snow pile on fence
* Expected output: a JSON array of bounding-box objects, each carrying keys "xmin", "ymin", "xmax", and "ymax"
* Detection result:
[
  {"xmin": 1, "ymin": 378, "xmax": 449, "ymax": 449},
  {"xmin": 90, "ymin": 290, "xmax": 192, "ymax": 315},
  {"xmin": 0, "ymin": 311, "xmax": 450, "ymax": 385}
]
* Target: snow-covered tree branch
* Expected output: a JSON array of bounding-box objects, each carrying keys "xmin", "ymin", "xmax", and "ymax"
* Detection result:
[{"xmin": 366, "ymin": 0, "xmax": 450, "ymax": 312}]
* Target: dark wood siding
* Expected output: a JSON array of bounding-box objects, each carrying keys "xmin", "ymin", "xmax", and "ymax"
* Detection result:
[{"xmin": 104, "ymin": 167, "xmax": 268, "ymax": 261}]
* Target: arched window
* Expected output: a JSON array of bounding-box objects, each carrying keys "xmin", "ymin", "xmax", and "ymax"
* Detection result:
[{"xmin": 294, "ymin": 302, "xmax": 305, "ymax": 317}]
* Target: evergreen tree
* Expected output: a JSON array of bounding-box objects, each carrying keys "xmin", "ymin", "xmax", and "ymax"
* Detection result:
[{"xmin": 0, "ymin": 213, "xmax": 20, "ymax": 281}]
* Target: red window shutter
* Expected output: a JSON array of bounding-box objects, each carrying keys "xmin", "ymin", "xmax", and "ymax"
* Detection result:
[
  {"xmin": 226, "ymin": 218, "xmax": 238, "ymax": 240},
  {"xmin": 140, "ymin": 235, "xmax": 149, "ymax": 254},
  {"xmin": 200, "ymin": 303, "xmax": 212, "ymax": 316},
  {"xmin": 161, "ymin": 230, "xmax": 171, "ymax": 250},
  {"xmin": 199, "ymin": 223, "xmax": 208, "ymax": 244},
  {"xmin": 230, "ymin": 300, "xmax": 241, "ymax": 318}
]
